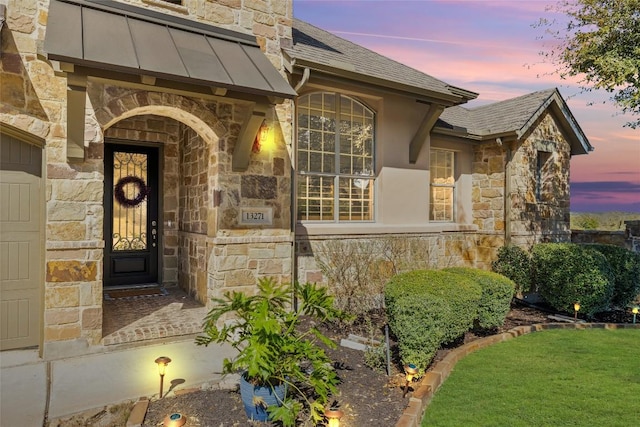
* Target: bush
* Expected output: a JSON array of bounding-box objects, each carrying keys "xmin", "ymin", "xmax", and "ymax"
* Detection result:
[
  {"xmin": 531, "ymin": 243, "xmax": 614, "ymax": 316},
  {"xmin": 491, "ymin": 245, "xmax": 532, "ymax": 294},
  {"xmin": 582, "ymin": 244, "xmax": 640, "ymax": 308},
  {"xmin": 444, "ymin": 267, "xmax": 515, "ymax": 330},
  {"xmin": 384, "ymin": 270, "xmax": 481, "ymax": 369}
]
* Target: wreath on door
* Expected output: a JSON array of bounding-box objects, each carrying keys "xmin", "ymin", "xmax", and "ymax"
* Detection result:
[{"xmin": 114, "ymin": 175, "xmax": 149, "ymax": 208}]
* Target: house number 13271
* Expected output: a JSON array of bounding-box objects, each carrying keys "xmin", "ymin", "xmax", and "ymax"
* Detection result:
[
  {"xmin": 245, "ymin": 212, "xmax": 264, "ymax": 220},
  {"xmin": 239, "ymin": 208, "xmax": 272, "ymax": 225}
]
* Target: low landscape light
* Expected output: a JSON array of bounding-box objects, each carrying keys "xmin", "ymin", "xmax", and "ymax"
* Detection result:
[
  {"xmin": 163, "ymin": 412, "xmax": 186, "ymax": 427},
  {"xmin": 155, "ymin": 356, "xmax": 172, "ymax": 398},
  {"xmin": 632, "ymin": 306, "xmax": 638, "ymax": 324},
  {"xmin": 324, "ymin": 407, "xmax": 343, "ymax": 427},
  {"xmin": 573, "ymin": 302, "xmax": 581, "ymax": 320},
  {"xmin": 403, "ymin": 363, "xmax": 418, "ymax": 397}
]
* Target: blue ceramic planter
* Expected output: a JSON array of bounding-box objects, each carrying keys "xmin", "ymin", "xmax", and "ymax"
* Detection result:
[{"xmin": 239, "ymin": 373, "xmax": 287, "ymax": 421}]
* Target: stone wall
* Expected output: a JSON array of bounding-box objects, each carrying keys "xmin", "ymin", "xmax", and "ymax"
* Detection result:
[
  {"xmin": 510, "ymin": 113, "xmax": 571, "ymax": 246},
  {"xmin": 471, "ymin": 143, "xmax": 505, "ymax": 233},
  {"xmin": 178, "ymin": 127, "xmax": 209, "ymax": 301},
  {"xmin": 571, "ymin": 221, "xmax": 640, "ymax": 253},
  {"xmin": 295, "ymin": 232, "xmax": 504, "ymax": 310}
]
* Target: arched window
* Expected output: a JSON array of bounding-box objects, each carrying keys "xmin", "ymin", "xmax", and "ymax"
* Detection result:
[{"xmin": 297, "ymin": 92, "xmax": 375, "ymax": 222}]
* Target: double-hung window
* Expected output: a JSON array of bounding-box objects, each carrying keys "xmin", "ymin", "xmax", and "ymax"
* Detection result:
[
  {"xmin": 297, "ymin": 92, "xmax": 375, "ymax": 222},
  {"xmin": 430, "ymin": 149, "xmax": 455, "ymax": 222}
]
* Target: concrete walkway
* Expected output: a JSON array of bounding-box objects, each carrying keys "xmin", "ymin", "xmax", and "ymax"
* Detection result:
[{"xmin": 1, "ymin": 338, "xmax": 235, "ymax": 426}]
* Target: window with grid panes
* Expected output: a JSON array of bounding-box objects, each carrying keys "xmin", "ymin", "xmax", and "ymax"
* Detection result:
[
  {"xmin": 297, "ymin": 92, "xmax": 375, "ymax": 222},
  {"xmin": 430, "ymin": 149, "xmax": 455, "ymax": 221}
]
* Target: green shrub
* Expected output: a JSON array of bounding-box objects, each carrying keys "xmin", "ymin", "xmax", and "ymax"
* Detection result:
[
  {"xmin": 444, "ymin": 267, "xmax": 515, "ymax": 330},
  {"xmin": 491, "ymin": 245, "xmax": 531, "ymax": 294},
  {"xmin": 531, "ymin": 243, "xmax": 614, "ymax": 316},
  {"xmin": 583, "ymin": 244, "xmax": 640, "ymax": 308},
  {"xmin": 384, "ymin": 270, "xmax": 481, "ymax": 369}
]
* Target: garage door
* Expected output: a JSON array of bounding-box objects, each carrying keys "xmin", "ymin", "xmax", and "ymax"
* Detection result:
[{"xmin": 0, "ymin": 132, "xmax": 43, "ymax": 350}]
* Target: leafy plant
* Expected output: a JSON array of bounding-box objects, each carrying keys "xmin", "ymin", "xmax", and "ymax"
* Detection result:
[
  {"xmin": 196, "ymin": 278, "xmax": 344, "ymax": 426},
  {"xmin": 364, "ymin": 343, "xmax": 387, "ymax": 373},
  {"xmin": 491, "ymin": 245, "xmax": 531, "ymax": 295},
  {"xmin": 582, "ymin": 244, "xmax": 640, "ymax": 308},
  {"xmin": 531, "ymin": 243, "xmax": 614, "ymax": 316},
  {"xmin": 385, "ymin": 270, "xmax": 481, "ymax": 369},
  {"xmin": 444, "ymin": 267, "xmax": 515, "ymax": 331}
]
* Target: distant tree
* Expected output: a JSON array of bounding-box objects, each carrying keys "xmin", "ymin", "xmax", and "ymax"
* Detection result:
[{"xmin": 537, "ymin": 0, "xmax": 640, "ymax": 128}]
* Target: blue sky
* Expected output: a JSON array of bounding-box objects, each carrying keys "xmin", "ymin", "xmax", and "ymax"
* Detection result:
[{"xmin": 293, "ymin": 0, "xmax": 640, "ymax": 212}]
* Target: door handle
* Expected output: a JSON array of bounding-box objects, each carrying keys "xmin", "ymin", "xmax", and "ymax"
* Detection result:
[{"xmin": 151, "ymin": 220, "xmax": 157, "ymax": 247}]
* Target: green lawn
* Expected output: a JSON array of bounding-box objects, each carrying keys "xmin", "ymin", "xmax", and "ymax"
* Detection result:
[{"xmin": 422, "ymin": 329, "xmax": 640, "ymax": 427}]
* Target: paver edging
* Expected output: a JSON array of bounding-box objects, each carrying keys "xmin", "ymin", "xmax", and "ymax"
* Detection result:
[{"xmin": 394, "ymin": 322, "xmax": 640, "ymax": 427}]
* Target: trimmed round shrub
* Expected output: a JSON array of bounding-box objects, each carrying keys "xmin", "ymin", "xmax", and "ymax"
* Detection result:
[
  {"xmin": 532, "ymin": 243, "xmax": 614, "ymax": 316},
  {"xmin": 582, "ymin": 244, "xmax": 640, "ymax": 308},
  {"xmin": 444, "ymin": 267, "xmax": 515, "ymax": 330},
  {"xmin": 491, "ymin": 245, "xmax": 531, "ymax": 294},
  {"xmin": 384, "ymin": 270, "xmax": 481, "ymax": 369}
]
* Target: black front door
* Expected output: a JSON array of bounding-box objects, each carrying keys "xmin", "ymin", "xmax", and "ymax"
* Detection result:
[{"xmin": 104, "ymin": 143, "xmax": 159, "ymax": 287}]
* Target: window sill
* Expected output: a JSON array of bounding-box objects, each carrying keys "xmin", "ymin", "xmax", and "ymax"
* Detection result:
[{"xmin": 296, "ymin": 222, "xmax": 478, "ymax": 236}]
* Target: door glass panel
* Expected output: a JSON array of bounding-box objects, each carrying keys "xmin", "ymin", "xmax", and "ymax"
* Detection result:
[{"xmin": 112, "ymin": 151, "xmax": 148, "ymax": 251}]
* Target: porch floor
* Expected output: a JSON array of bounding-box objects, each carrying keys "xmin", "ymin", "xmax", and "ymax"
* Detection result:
[{"xmin": 102, "ymin": 286, "xmax": 208, "ymax": 346}]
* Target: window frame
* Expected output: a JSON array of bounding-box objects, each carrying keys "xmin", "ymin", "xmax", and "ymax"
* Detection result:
[
  {"xmin": 296, "ymin": 92, "xmax": 376, "ymax": 223},
  {"xmin": 429, "ymin": 148, "xmax": 456, "ymax": 222},
  {"xmin": 536, "ymin": 150, "xmax": 552, "ymax": 202}
]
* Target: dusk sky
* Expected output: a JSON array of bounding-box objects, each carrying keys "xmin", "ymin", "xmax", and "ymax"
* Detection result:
[{"xmin": 293, "ymin": 0, "xmax": 640, "ymax": 213}]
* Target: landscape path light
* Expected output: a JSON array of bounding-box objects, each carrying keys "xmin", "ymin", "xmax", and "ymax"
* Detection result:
[
  {"xmin": 163, "ymin": 412, "xmax": 186, "ymax": 427},
  {"xmin": 403, "ymin": 363, "xmax": 418, "ymax": 398},
  {"xmin": 324, "ymin": 407, "xmax": 344, "ymax": 427},
  {"xmin": 573, "ymin": 302, "xmax": 581, "ymax": 320},
  {"xmin": 155, "ymin": 356, "xmax": 171, "ymax": 398},
  {"xmin": 632, "ymin": 306, "xmax": 638, "ymax": 324}
]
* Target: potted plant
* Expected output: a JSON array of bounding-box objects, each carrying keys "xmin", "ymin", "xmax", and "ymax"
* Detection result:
[{"xmin": 196, "ymin": 277, "xmax": 344, "ymax": 426}]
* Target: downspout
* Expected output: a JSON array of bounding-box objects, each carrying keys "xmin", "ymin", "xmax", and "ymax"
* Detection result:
[
  {"xmin": 503, "ymin": 138, "xmax": 513, "ymax": 246},
  {"xmin": 294, "ymin": 67, "xmax": 310, "ymax": 92},
  {"xmin": 291, "ymin": 68, "xmax": 309, "ymax": 310}
]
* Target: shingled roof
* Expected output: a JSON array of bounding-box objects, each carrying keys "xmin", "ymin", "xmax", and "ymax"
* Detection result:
[
  {"xmin": 287, "ymin": 19, "xmax": 477, "ymax": 106},
  {"xmin": 436, "ymin": 88, "xmax": 593, "ymax": 155}
]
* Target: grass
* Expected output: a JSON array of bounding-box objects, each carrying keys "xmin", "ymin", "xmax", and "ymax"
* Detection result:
[{"xmin": 422, "ymin": 329, "xmax": 640, "ymax": 427}]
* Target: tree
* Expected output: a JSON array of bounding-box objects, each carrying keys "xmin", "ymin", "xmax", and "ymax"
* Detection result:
[{"xmin": 537, "ymin": 0, "xmax": 640, "ymax": 128}]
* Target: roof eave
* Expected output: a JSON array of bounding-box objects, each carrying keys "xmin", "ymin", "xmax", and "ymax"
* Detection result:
[
  {"xmin": 289, "ymin": 57, "xmax": 469, "ymax": 107},
  {"xmin": 516, "ymin": 90, "xmax": 593, "ymax": 155}
]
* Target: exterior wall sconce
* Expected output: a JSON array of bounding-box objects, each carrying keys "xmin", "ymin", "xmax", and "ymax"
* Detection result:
[
  {"xmin": 403, "ymin": 363, "xmax": 418, "ymax": 397},
  {"xmin": 252, "ymin": 122, "xmax": 269, "ymax": 153},
  {"xmin": 632, "ymin": 306, "xmax": 638, "ymax": 324},
  {"xmin": 324, "ymin": 407, "xmax": 344, "ymax": 427},
  {"xmin": 573, "ymin": 302, "xmax": 580, "ymax": 320},
  {"xmin": 155, "ymin": 356, "xmax": 172, "ymax": 398}
]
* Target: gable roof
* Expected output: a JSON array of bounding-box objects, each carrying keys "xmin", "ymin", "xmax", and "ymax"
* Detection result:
[
  {"xmin": 286, "ymin": 19, "xmax": 477, "ymax": 106},
  {"xmin": 436, "ymin": 88, "xmax": 593, "ymax": 155}
]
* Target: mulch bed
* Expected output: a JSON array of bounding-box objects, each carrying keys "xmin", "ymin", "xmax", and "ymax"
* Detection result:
[{"xmin": 140, "ymin": 303, "xmax": 555, "ymax": 427}]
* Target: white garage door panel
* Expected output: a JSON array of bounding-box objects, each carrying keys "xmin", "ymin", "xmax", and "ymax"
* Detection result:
[
  {"xmin": 0, "ymin": 134, "xmax": 42, "ymax": 350},
  {"xmin": 0, "ymin": 178, "xmax": 40, "ymax": 232},
  {"xmin": 0, "ymin": 289, "xmax": 39, "ymax": 343}
]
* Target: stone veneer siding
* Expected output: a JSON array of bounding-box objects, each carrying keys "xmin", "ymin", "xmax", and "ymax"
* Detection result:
[
  {"xmin": 1, "ymin": 0, "xmax": 294, "ymax": 352},
  {"xmin": 472, "ymin": 112, "xmax": 572, "ymax": 250},
  {"xmin": 295, "ymin": 232, "xmax": 504, "ymax": 308},
  {"xmin": 511, "ymin": 113, "xmax": 571, "ymax": 246}
]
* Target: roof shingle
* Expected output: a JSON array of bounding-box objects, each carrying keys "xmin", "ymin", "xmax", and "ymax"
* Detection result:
[{"xmin": 289, "ymin": 19, "xmax": 476, "ymax": 104}]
